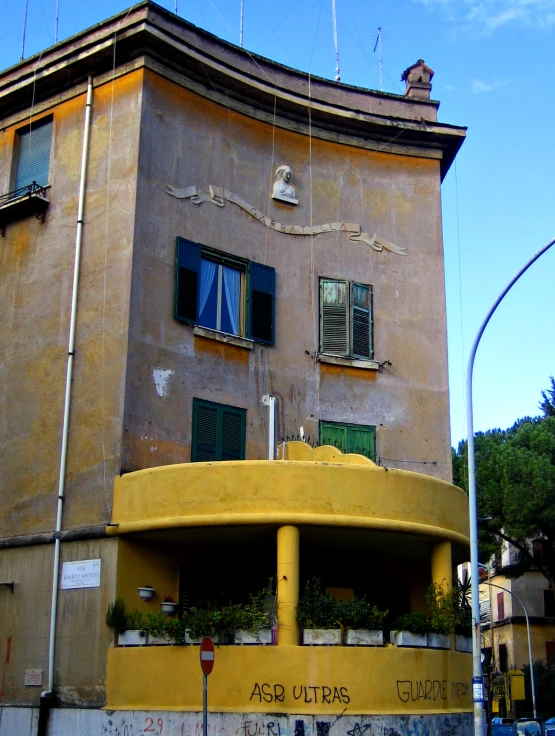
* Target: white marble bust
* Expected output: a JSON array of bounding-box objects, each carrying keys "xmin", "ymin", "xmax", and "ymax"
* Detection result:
[{"xmin": 272, "ymin": 165, "xmax": 298, "ymax": 204}]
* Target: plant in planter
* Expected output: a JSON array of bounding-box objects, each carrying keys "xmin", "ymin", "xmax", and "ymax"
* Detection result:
[
  {"xmin": 142, "ymin": 610, "xmax": 174, "ymax": 645},
  {"xmin": 119, "ymin": 609, "xmax": 148, "ymax": 646},
  {"xmin": 182, "ymin": 608, "xmax": 221, "ymax": 644},
  {"xmin": 233, "ymin": 589, "xmax": 274, "ymax": 645},
  {"xmin": 390, "ymin": 612, "xmax": 429, "ymax": 647},
  {"xmin": 106, "ymin": 598, "xmax": 127, "ymax": 636},
  {"xmin": 425, "ymin": 582, "xmax": 460, "ymax": 649},
  {"xmin": 339, "ymin": 597, "xmax": 388, "ymax": 646},
  {"xmin": 296, "ymin": 578, "xmax": 341, "ymax": 645},
  {"xmin": 160, "ymin": 594, "xmax": 178, "ymax": 615}
]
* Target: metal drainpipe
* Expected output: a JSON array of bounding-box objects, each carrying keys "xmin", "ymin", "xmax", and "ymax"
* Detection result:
[
  {"xmin": 41, "ymin": 75, "xmax": 94, "ymax": 710},
  {"xmin": 262, "ymin": 394, "xmax": 276, "ymax": 460}
]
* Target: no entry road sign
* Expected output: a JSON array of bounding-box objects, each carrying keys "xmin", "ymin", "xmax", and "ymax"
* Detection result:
[{"xmin": 200, "ymin": 636, "xmax": 214, "ymax": 676}]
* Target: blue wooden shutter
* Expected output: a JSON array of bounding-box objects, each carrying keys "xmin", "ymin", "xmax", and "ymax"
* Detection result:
[
  {"xmin": 15, "ymin": 119, "xmax": 53, "ymax": 190},
  {"xmin": 248, "ymin": 261, "xmax": 275, "ymax": 345},
  {"xmin": 175, "ymin": 237, "xmax": 201, "ymax": 323},
  {"xmin": 320, "ymin": 279, "xmax": 348, "ymax": 355},
  {"xmin": 351, "ymin": 282, "xmax": 373, "ymax": 359}
]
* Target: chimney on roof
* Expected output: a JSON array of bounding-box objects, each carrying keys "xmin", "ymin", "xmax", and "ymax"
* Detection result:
[{"xmin": 401, "ymin": 59, "xmax": 434, "ymax": 100}]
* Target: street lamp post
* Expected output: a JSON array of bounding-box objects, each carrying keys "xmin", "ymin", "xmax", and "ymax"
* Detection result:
[{"xmin": 466, "ymin": 236, "xmax": 555, "ymax": 736}]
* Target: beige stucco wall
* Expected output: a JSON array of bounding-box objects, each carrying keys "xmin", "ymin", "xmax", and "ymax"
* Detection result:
[
  {"xmin": 0, "ymin": 538, "xmax": 117, "ymax": 706},
  {"xmin": 123, "ymin": 69, "xmax": 451, "ymax": 480},
  {"xmin": 0, "ymin": 70, "xmax": 143, "ymax": 536}
]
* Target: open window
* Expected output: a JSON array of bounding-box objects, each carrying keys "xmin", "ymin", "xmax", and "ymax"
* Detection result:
[
  {"xmin": 319, "ymin": 278, "xmax": 373, "ymax": 360},
  {"xmin": 175, "ymin": 238, "xmax": 275, "ymax": 345}
]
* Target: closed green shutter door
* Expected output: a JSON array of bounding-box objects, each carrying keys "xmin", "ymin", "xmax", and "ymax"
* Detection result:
[
  {"xmin": 351, "ymin": 282, "xmax": 373, "ymax": 359},
  {"xmin": 192, "ymin": 399, "xmax": 246, "ymax": 461},
  {"xmin": 15, "ymin": 120, "xmax": 53, "ymax": 190},
  {"xmin": 320, "ymin": 421, "xmax": 376, "ymax": 461}
]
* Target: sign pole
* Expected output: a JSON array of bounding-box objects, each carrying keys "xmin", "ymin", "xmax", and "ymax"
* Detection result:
[
  {"xmin": 200, "ymin": 636, "xmax": 214, "ymax": 736},
  {"xmin": 203, "ymin": 671, "xmax": 207, "ymax": 736}
]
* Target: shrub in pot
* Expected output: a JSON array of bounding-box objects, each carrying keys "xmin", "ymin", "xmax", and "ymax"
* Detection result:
[
  {"xmin": 425, "ymin": 582, "xmax": 458, "ymax": 649},
  {"xmin": 182, "ymin": 608, "xmax": 221, "ymax": 644},
  {"xmin": 390, "ymin": 612, "xmax": 429, "ymax": 647},
  {"xmin": 232, "ymin": 590, "xmax": 273, "ymax": 645},
  {"xmin": 339, "ymin": 597, "xmax": 388, "ymax": 646},
  {"xmin": 296, "ymin": 578, "xmax": 341, "ymax": 645}
]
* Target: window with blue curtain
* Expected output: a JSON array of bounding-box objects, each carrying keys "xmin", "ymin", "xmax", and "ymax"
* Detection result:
[
  {"xmin": 14, "ymin": 117, "xmax": 53, "ymax": 190},
  {"xmin": 175, "ymin": 237, "xmax": 275, "ymax": 345}
]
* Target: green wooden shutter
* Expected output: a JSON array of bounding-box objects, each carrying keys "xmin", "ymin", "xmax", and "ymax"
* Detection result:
[
  {"xmin": 221, "ymin": 407, "xmax": 246, "ymax": 460},
  {"xmin": 320, "ymin": 421, "xmax": 348, "ymax": 454},
  {"xmin": 351, "ymin": 282, "xmax": 373, "ymax": 359},
  {"xmin": 320, "ymin": 279, "xmax": 348, "ymax": 355},
  {"xmin": 192, "ymin": 399, "xmax": 246, "ymax": 462},
  {"xmin": 15, "ymin": 119, "xmax": 53, "ymax": 190},
  {"xmin": 175, "ymin": 238, "xmax": 201, "ymax": 323},
  {"xmin": 320, "ymin": 421, "xmax": 376, "ymax": 460},
  {"xmin": 248, "ymin": 261, "xmax": 275, "ymax": 345},
  {"xmin": 192, "ymin": 401, "xmax": 218, "ymax": 461},
  {"xmin": 347, "ymin": 425, "xmax": 376, "ymax": 460}
]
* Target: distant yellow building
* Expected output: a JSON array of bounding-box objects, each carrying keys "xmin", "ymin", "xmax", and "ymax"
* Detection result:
[{"xmin": 0, "ymin": 3, "xmax": 469, "ymax": 734}]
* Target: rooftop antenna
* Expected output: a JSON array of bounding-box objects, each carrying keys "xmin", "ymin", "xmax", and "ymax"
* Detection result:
[
  {"xmin": 332, "ymin": 0, "xmax": 340, "ymax": 81},
  {"xmin": 20, "ymin": 0, "xmax": 29, "ymax": 61},
  {"xmin": 55, "ymin": 0, "xmax": 59, "ymax": 43},
  {"xmin": 175, "ymin": 0, "xmax": 178, "ymax": 13},
  {"xmin": 373, "ymin": 26, "xmax": 383, "ymax": 91},
  {"xmin": 240, "ymin": 0, "xmax": 244, "ymax": 47}
]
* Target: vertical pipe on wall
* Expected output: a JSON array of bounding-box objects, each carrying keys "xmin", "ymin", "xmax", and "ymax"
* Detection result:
[
  {"xmin": 44, "ymin": 75, "xmax": 94, "ymax": 697},
  {"xmin": 277, "ymin": 525, "xmax": 299, "ymax": 646},
  {"xmin": 262, "ymin": 394, "xmax": 276, "ymax": 460}
]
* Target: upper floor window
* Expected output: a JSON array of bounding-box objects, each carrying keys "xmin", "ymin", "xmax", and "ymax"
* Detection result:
[
  {"xmin": 175, "ymin": 238, "xmax": 275, "ymax": 345},
  {"xmin": 319, "ymin": 278, "xmax": 373, "ymax": 360},
  {"xmin": 191, "ymin": 398, "xmax": 246, "ymax": 462},
  {"xmin": 320, "ymin": 420, "xmax": 376, "ymax": 461},
  {"xmin": 14, "ymin": 117, "xmax": 53, "ymax": 190}
]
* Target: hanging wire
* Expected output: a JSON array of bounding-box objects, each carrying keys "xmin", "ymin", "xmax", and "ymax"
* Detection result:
[{"xmin": 20, "ymin": 0, "xmax": 29, "ymax": 61}]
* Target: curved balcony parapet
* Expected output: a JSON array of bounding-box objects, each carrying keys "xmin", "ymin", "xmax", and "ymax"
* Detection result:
[{"xmin": 108, "ymin": 451, "xmax": 469, "ymax": 547}]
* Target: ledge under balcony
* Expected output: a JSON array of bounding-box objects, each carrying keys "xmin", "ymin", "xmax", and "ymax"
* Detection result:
[{"xmin": 0, "ymin": 182, "xmax": 49, "ymax": 233}]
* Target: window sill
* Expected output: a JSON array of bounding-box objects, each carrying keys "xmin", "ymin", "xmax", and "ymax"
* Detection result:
[
  {"xmin": 193, "ymin": 325, "xmax": 254, "ymax": 350},
  {"xmin": 317, "ymin": 353, "xmax": 379, "ymax": 371}
]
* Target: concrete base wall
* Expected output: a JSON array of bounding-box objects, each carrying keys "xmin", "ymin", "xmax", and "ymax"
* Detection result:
[{"xmin": 0, "ymin": 707, "xmax": 472, "ymax": 736}]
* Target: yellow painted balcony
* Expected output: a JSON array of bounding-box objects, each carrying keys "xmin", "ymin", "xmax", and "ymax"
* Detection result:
[
  {"xmin": 106, "ymin": 643, "xmax": 472, "ymax": 714},
  {"xmin": 108, "ymin": 443, "xmax": 469, "ymax": 544}
]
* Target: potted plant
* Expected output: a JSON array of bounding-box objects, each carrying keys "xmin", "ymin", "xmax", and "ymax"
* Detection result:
[
  {"xmin": 142, "ymin": 610, "xmax": 175, "ymax": 645},
  {"xmin": 426, "ymin": 583, "xmax": 457, "ymax": 649},
  {"xmin": 119, "ymin": 609, "xmax": 148, "ymax": 647},
  {"xmin": 160, "ymin": 594, "xmax": 178, "ymax": 615},
  {"xmin": 183, "ymin": 608, "xmax": 220, "ymax": 644},
  {"xmin": 233, "ymin": 589, "xmax": 274, "ymax": 645},
  {"xmin": 296, "ymin": 578, "xmax": 341, "ymax": 645},
  {"xmin": 454, "ymin": 576, "xmax": 473, "ymax": 653},
  {"xmin": 390, "ymin": 612, "xmax": 429, "ymax": 647},
  {"xmin": 137, "ymin": 585, "xmax": 155, "ymax": 601},
  {"xmin": 106, "ymin": 598, "xmax": 128, "ymax": 645},
  {"xmin": 339, "ymin": 597, "xmax": 388, "ymax": 646}
]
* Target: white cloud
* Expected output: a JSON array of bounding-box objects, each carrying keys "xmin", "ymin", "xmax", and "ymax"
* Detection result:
[
  {"xmin": 470, "ymin": 78, "xmax": 510, "ymax": 93},
  {"xmin": 415, "ymin": 0, "xmax": 555, "ymax": 31}
]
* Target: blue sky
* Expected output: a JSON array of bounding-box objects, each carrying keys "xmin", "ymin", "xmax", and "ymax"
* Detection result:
[{"xmin": 2, "ymin": 0, "xmax": 554, "ymax": 447}]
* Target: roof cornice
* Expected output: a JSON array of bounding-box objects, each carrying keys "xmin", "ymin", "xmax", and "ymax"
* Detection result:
[{"xmin": 0, "ymin": 1, "xmax": 465, "ymax": 178}]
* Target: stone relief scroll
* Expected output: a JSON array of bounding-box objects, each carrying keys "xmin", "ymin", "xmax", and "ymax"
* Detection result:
[{"xmin": 166, "ymin": 184, "xmax": 407, "ymax": 256}]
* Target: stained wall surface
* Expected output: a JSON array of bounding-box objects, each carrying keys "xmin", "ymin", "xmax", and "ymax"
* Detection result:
[
  {"xmin": 0, "ymin": 70, "xmax": 142, "ymax": 537},
  {"xmin": 123, "ymin": 70, "xmax": 452, "ymax": 480}
]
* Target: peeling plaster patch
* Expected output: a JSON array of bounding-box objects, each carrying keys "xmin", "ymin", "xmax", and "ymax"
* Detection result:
[
  {"xmin": 153, "ymin": 369, "xmax": 173, "ymax": 398},
  {"xmin": 150, "ymin": 446, "xmax": 158, "ymax": 452}
]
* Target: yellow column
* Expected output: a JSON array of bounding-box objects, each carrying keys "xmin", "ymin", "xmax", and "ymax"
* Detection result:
[
  {"xmin": 277, "ymin": 525, "xmax": 299, "ymax": 646},
  {"xmin": 431, "ymin": 541, "xmax": 453, "ymax": 592}
]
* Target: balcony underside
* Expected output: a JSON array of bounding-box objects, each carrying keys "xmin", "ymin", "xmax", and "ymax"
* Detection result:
[{"xmin": 106, "ymin": 644, "xmax": 472, "ymax": 714}]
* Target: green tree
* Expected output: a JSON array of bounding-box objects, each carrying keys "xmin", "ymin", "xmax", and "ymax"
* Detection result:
[
  {"xmin": 540, "ymin": 375, "xmax": 555, "ymax": 417},
  {"xmin": 453, "ymin": 416, "xmax": 555, "ymax": 587}
]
